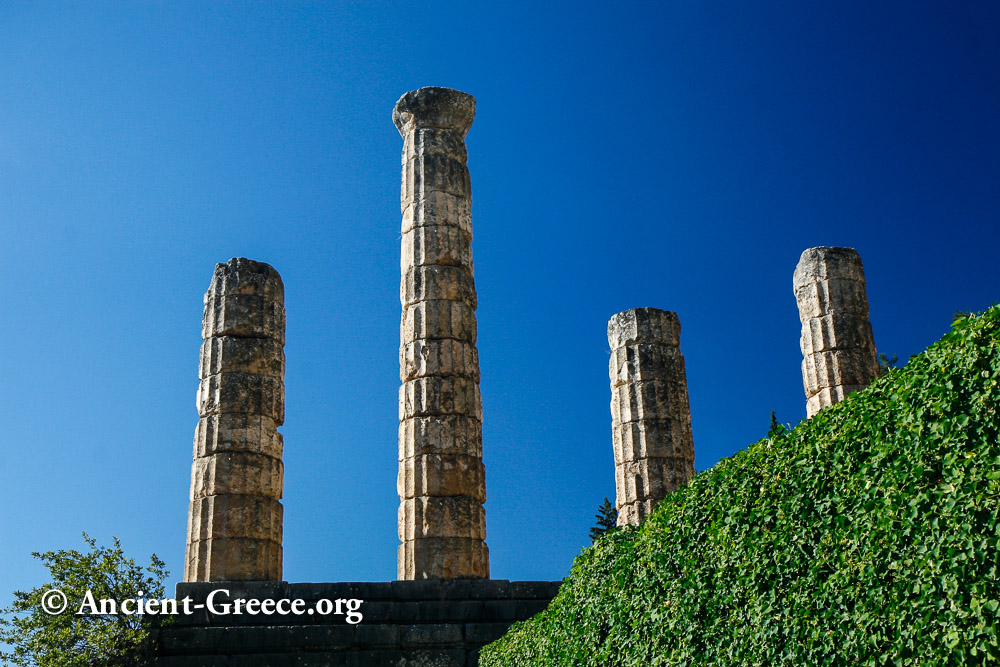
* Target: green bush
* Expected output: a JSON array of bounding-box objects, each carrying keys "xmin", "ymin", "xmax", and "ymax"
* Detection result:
[{"xmin": 482, "ymin": 307, "xmax": 1000, "ymax": 666}]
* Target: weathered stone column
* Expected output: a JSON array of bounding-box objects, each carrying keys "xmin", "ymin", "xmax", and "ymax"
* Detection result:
[
  {"xmin": 793, "ymin": 246, "xmax": 879, "ymax": 418},
  {"xmin": 608, "ymin": 308, "xmax": 695, "ymax": 526},
  {"xmin": 394, "ymin": 87, "xmax": 488, "ymax": 579},
  {"xmin": 185, "ymin": 258, "xmax": 285, "ymax": 581}
]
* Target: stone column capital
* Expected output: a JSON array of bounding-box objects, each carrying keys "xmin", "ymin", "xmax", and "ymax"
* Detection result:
[
  {"xmin": 393, "ymin": 87, "xmax": 476, "ymax": 138},
  {"xmin": 793, "ymin": 246, "xmax": 865, "ymax": 289},
  {"xmin": 607, "ymin": 308, "xmax": 681, "ymax": 349},
  {"xmin": 206, "ymin": 257, "xmax": 284, "ymax": 302}
]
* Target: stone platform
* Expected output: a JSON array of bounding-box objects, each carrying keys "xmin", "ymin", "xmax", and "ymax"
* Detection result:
[{"xmin": 153, "ymin": 579, "xmax": 560, "ymax": 666}]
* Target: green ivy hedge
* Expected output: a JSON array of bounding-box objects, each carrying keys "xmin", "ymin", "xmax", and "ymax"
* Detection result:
[{"xmin": 482, "ymin": 306, "xmax": 1000, "ymax": 666}]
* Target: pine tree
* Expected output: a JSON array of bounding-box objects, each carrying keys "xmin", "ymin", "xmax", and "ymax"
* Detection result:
[
  {"xmin": 590, "ymin": 497, "xmax": 618, "ymax": 542},
  {"xmin": 878, "ymin": 352, "xmax": 899, "ymax": 374},
  {"xmin": 768, "ymin": 410, "xmax": 785, "ymax": 438}
]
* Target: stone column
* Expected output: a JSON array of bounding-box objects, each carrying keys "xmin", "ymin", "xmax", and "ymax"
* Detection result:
[
  {"xmin": 185, "ymin": 258, "xmax": 285, "ymax": 582},
  {"xmin": 793, "ymin": 246, "xmax": 879, "ymax": 418},
  {"xmin": 394, "ymin": 87, "xmax": 488, "ymax": 580},
  {"xmin": 608, "ymin": 308, "xmax": 695, "ymax": 526}
]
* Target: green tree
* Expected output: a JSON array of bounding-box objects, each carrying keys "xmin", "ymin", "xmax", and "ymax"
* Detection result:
[
  {"xmin": 0, "ymin": 533, "xmax": 168, "ymax": 666},
  {"xmin": 877, "ymin": 352, "xmax": 899, "ymax": 374},
  {"xmin": 589, "ymin": 497, "xmax": 618, "ymax": 542},
  {"xmin": 767, "ymin": 410, "xmax": 786, "ymax": 438}
]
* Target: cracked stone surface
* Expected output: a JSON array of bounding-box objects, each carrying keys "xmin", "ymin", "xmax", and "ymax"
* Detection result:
[
  {"xmin": 185, "ymin": 258, "xmax": 285, "ymax": 582},
  {"xmin": 793, "ymin": 247, "xmax": 879, "ymax": 418},
  {"xmin": 395, "ymin": 87, "xmax": 489, "ymax": 579},
  {"xmin": 608, "ymin": 308, "xmax": 695, "ymax": 526}
]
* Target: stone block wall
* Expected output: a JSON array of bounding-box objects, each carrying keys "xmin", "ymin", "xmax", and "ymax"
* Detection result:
[{"xmin": 154, "ymin": 579, "xmax": 559, "ymax": 666}]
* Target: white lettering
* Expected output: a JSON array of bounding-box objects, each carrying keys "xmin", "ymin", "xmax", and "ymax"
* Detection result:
[
  {"xmin": 205, "ymin": 588, "xmax": 231, "ymax": 614},
  {"xmin": 344, "ymin": 598, "xmax": 363, "ymax": 625},
  {"xmin": 77, "ymin": 589, "xmax": 116, "ymax": 615}
]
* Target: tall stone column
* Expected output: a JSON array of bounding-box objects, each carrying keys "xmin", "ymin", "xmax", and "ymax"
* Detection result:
[
  {"xmin": 394, "ymin": 87, "xmax": 488, "ymax": 580},
  {"xmin": 793, "ymin": 246, "xmax": 879, "ymax": 418},
  {"xmin": 608, "ymin": 308, "xmax": 695, "ymax": 526},
  {"xmin": 185, "ymin": 258, "xmax": 285, "ymax": 582}
]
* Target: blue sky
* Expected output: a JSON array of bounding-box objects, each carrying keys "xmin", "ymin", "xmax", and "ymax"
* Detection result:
[{"xmin": 1, "ymin": 1, "xmax": 998, "ymax": 603}]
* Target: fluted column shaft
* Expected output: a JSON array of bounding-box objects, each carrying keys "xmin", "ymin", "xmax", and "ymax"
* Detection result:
[
  {"xmin": 793, "ymin": 246, "xmax": 879, "ymax": 418},
  {"xmin": 394, "ymin": 87, "xmax": 488, "ymax": 579},
  {"xmin": 185, "ymin": 258, "xmax": 285, "ymax": 581},
  {"xmin": 608, "ymin": 308, "xmax": 695, "ymax": 526}
]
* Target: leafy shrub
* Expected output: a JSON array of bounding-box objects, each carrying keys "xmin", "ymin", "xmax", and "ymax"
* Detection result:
[{"xmin": 482, "ymin": 307, "xmax": 1000, "ymax": 666}]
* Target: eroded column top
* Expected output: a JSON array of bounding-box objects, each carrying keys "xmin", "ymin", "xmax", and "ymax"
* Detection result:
[
  {"xmin": 206, "ymin": 257, "xmax": 284, "ymax": 303},
  {"xmin": 393, "ymin": 87, "xmax": 476, "ymax": 138},
  {"xmin": 793, "ymin": 246, "xmax": 865, "ymax": 289},
  {"xmin": 608, "ymin": 308, "xmax": 681, "ymax": 349}
]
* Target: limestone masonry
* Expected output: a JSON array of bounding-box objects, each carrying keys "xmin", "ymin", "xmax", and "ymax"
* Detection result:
[
  {"xmin": 185, "ymin": 257, "xmax": 285, "ymax": 582},
  {"xmin": 793, "ymin": 246, "xmax": 880, "ymax": 418},
  {"xmin": 608, "ymin": 308, "xmax": 695, "ymax": 526},
  {"xmin": 394, "ymin": 87, "xmax": 489, "ymax": 580}
]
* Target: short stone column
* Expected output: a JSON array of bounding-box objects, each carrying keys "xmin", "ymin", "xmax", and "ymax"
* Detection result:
[
  {"xmin": 608, "ymin": 308, "xmax": 695, "ymax": 526},
  {"xmin": 393, "ymin": 87, "xmax": 489, "ymax": 579},
  {"xmin": 793, "ymin": 246, "xmax": 879, "ymax": 418},
  {"xmin": 185, "ymin": 258, "xmax": 285, "ymax": 582}
]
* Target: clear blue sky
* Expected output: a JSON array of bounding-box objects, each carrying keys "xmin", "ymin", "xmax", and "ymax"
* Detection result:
[{"xmin": 2, "ymin": 1, "xmax": 998, "ymax": 603}]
